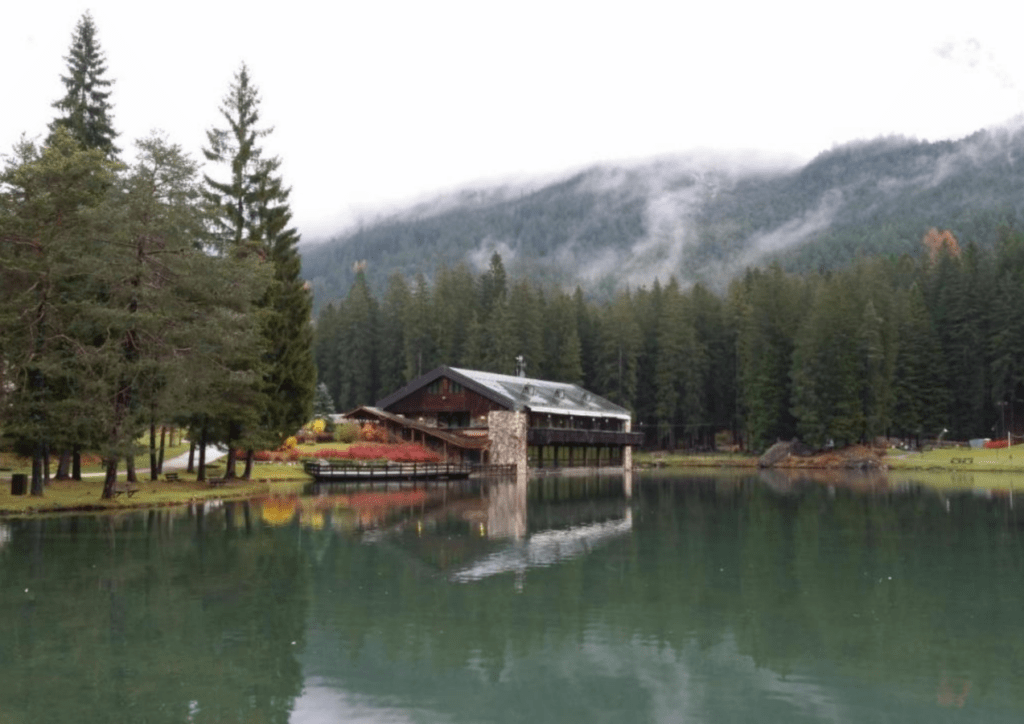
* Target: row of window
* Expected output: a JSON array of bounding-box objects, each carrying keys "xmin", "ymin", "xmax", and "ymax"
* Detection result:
[{"xmin": 426, "ymin": 379, "xmax": 464, "ymax": 395}]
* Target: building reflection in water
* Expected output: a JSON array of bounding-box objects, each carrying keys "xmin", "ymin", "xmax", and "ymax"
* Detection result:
[{"xmin": 450, "ymin": 472, "xmax": 632, "ymax": 583}]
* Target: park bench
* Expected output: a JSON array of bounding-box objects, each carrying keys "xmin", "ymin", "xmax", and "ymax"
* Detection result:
[
  {"xmin": 112, "ymin": 482, "xmax": 139, "ymax": 498},
  {"xmin": 207, "ymin": 477, "xmax": 226, "ymax": 488},
  {"xmin": 164, "ymin": 472, "xmax": 179, "ymax": 482}
]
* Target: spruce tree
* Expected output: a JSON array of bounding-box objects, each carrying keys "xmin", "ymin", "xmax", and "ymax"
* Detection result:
[
  {"xmin": 312, "ymin": 382, "xmax": 336, "ymax": 418},
  {"xmin": 49, "ymin": 12, "xmax": 119, "ymax": 156},
  {"xmin": 379, "ymin": 273, "xmax": 412, "ymax": 391},
  {"xmin": 203, "ymin": 63, "xmax": 271, "ymax": 254},
  {"xmin": 593, "ymin": 290, "xmax": 640, "ymax": 410},
  {"xmin": 203, "ymin": 64, "xmax": 315, "ymax": 466}
]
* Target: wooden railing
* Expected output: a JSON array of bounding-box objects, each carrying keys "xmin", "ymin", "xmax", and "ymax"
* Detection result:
[
  {"xmin": 303, "ymin": 460, "xmax": 474, "ymax": 480},
  {"xmin": 527, "ymin": 429, "xmax": 644, "ymax": 447},
  {"xmin": 303, "ymin": 460, "xmax": 521, "ymax": 481}
]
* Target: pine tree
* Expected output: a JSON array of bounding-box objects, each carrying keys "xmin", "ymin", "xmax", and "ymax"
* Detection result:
[
  {"xmin": 203, "ymin": 63, "xmax": 271, "ymax": 254},
  {"xmin": 336, "ymin": 271, "xmax": 379, "ymax": 409},
  {"xmin": 432, "ymin": 264, "xmax": 476, "ymax": 366},
  {"xmin": 593, "ymin": 289, "xmax": 640, "ymax": 410},
  {"xmin": 404, "ymin": 273, "xmax": 436, "ymax": 378},
  {"xmin": 790, "ymin": 277, "xmax": 864, "ymax": 447},
  {"xmin": 508, "ymin": 279, "xmax": 545, "ymax": 377},
  {"xmin": 733, "ymin": 266, "xmax": 804, "ymax": 450},
  {"xmin": 203, "ymin": 64, "xmax": 315, "ymax": 468},
  {"xmin": 0, "ymin": 131, "xmax": 119, "ymax": 494},
  {"xmin": 379, "ymin": 273, "xmax": 412, "ymax": 392},
  {"xmin": 256, "ymin": 178, "xmax": 316, "ymax": 446},
  {"xmin": 49, "ymin": 12, "xmax": 119, "ymax": 156},
  {"xmin": 892, "ymin": 285, "xmax": 947, "ymax": 442},
  {"xmin": 312, "ymin": 382, "xmax": 336, "ymax": 418},
  {"xmin": 542, "ymin": 292, "xmax": 583, "ymax": 384}
]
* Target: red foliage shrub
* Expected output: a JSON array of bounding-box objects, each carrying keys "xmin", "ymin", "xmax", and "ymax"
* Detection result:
[{"xmin": 311, "ymin": 443, "xmax": 441, "ymax": 463}]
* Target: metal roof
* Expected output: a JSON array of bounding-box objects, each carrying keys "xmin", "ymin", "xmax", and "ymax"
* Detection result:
[{"xmin": 376, "ymin": 365, "xmax": 632, "ymax": 421}]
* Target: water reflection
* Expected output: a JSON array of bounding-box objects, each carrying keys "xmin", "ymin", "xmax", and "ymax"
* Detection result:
[{"xmin": 3, "ymin": 470, "xmax": 1024, "ymax": 722}]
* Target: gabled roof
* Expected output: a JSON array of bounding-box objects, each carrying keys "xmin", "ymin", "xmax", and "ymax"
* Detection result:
[{"xmin": 376, "ymin": 365, "xmax": 632, "ymax": 421}]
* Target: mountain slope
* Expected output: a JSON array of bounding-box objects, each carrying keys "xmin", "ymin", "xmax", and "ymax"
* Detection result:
[{"xmin": 301, "ymin": 121, "xmax": 1024, "ymax": 310}]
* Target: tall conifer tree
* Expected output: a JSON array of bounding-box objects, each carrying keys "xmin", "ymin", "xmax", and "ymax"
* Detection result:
[
  {"xmin": 203, "ymin": 64, "xmax": 315, "ymax": 472},
  {"xmin": 49, "ymin": 12, "xmax": 119, "ymax": 156}
]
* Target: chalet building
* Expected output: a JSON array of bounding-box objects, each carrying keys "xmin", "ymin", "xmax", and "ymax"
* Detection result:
[{"xmin": 345, "ymin": 366, "xmax": 643, "ymax": 469}]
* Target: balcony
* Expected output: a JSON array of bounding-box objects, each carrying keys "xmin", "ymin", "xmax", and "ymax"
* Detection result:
[{"xmin": 527, "ymin": 428, "xmax": 644, "ymax": 447}]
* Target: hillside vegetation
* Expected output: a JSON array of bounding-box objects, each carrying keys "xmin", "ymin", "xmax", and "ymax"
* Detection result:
[{"xmin": 302, "ymin": 121, "xmax": 1024, "ymax": 310}]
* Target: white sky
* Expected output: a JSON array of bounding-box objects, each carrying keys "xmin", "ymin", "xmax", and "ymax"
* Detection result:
[{"xmin": 4, "ymin": 0, "xmax": 1024, "ymax": 241}]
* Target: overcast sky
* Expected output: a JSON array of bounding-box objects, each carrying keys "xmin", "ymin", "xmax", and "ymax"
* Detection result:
[{"xmin": 4, "ymin": 0, "xmax": 1024, "ymax": 241}]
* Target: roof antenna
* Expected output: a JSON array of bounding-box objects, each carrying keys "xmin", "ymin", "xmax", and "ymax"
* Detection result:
[{"xmin": 515, "ymin": 355, "xmax": 526, "ymax": 378}]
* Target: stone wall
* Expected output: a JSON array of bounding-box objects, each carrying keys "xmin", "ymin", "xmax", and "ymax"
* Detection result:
[
  {"xmin": 487, "ymin": 411, "xmax": 528, "ymax": 469},
  {"xmin": 623, "ymin": 419, "xmax": 633, "ymax": 472}
]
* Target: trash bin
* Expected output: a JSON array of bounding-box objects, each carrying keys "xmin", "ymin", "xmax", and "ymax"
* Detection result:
[{"xmin": 10, "ymin": 474, "xmax": 27, "ymax": 496}]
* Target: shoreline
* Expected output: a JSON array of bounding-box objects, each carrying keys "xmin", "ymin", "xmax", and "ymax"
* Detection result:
[{"xmin": 6, "ymin": 445, "xmax": 1024, "ymax": 516}]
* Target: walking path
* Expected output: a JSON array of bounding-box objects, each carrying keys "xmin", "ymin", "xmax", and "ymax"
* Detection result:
[{"xmin": 80, "ymin": 446, "xmax": 226, "ymax": 478}]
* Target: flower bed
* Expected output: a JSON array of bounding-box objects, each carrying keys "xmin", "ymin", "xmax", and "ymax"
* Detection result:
[{"xmin": 312, "ymin": 443, "xmax": 441, "ymax": 463}]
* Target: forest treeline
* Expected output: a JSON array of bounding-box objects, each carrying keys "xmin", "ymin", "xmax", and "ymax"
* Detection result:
[
  {"xmin": 316, "ymin": 227, "xmax": 1024, "ymax": 451},
  {"xmin": 0, "ymin": 14, "xmax": 315, "ymax": 496}
]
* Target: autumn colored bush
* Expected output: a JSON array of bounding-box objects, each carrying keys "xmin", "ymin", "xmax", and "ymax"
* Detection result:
[
  {"xmin": 359, "ymin": 423, "xmax": 390, "ymax": 443},
  {"xmin": 311, "ymin": 443, "xmax": 441, "ymax": 463}
]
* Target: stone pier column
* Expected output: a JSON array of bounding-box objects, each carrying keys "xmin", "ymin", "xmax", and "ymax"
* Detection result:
[
  {"xmin": 486, "ymin": 410, "xmax": 528, "ymax": 539},
  {"xmin": 623, "ymin": 419, "xmax": 634, "ymax": 472},
  {"xmin": 487, "ymin": 411, "xmax": 528, "ymax": 471}
]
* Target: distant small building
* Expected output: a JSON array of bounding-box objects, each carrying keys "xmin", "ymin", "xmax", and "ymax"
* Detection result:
[{"xmin": 345, "ymin": 366, "xmax": 642, "ymax": 468}]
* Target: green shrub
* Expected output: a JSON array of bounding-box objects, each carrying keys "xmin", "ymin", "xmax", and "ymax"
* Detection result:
[{"xmin": 335, "ymin": 422, "xmax": 360, "ymax": 444}]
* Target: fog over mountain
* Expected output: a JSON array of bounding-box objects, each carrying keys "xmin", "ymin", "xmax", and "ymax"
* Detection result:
[{"xmin": 301, "ymin": 119, "xmax": 1024, "ymax": 311}]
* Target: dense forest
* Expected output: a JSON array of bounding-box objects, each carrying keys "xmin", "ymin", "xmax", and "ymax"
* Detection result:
[
  {"xmin": 315, "ymin": 227, "xmax": 1024, "ymax": 452},
  {"xmin": 302, "ymin": 124, "xmax": 1024, "ymax": 313}
]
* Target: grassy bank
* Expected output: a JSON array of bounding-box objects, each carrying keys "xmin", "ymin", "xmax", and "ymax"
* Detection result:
[
  {"xmin": 0, "ymin": 462, "xmax": 312, "ymax": 516},
  {"xmin": 884, "ymin": 445, "xmax": 1024, "ymax": 472},
  {"xmin": 637, "ymin": 445, "xmax": 1024, "ymax": 473},
  {"xmin": 634, "ymin": 451, "xmax": 758, "ymax": 468}
]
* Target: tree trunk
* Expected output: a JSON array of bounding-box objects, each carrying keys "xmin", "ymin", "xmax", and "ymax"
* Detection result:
[
  {"xmin": 31, "ymin": 442, "xmax": 45, "ymax": 496},
  {"xmin": 72, "ymin": 446, "xmax": 82, "ymax": 481},
  {"xmin": 101, "ymin": 457, "xmax": 118, "ymax": 499},
  {"xmin": 243, "ymin": 449, "xmax": 254, "ymax": 480},
  {"xmin": 126, "ymin": 454, "xmax": 137, "ymax": 483},
  {"xmin": 158, "ymin": 426, "xmax": 166, "ymax": 474},
  {"xmin": 149, "ymin": 421, "xmax": 158, "ymax": 481},
  {"xmin": 56, "ymin": 450, "xmax": 71, "ymax": 480},
  {"xmin": 187, "ymin": 438, "xmax": 195, "ymax": 473},
  {"xmin": 225, "ymin": 447, "xmax": 237, "ymax": 480},
  {"xmin": 197, "ymin": 421, "xmax": 208, "ymax": 482},
  {"xmin": 224, "ymin": 422, "xmax": 240, "ymax": 479}
]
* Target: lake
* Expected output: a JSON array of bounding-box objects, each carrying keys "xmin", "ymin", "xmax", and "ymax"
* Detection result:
[{"xmin": 1, "ymin": 469, "xmax": 1023, "ymax": 723}]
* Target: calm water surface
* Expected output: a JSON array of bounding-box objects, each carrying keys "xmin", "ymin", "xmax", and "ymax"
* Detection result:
[{"xmin": 2, "ymin": 470, "xmax": 1023, "ymax": 723}]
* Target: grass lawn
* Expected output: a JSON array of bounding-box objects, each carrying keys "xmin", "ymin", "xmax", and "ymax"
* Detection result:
[
  {"xmin": 634, "ymin": 450, "xmax": 758, "ymax": 468},
  {"xmin": 0, "ymin": 461, "xmax": 312, "ymax": 516},
  {"xmin": 884, "ymin": 444, "xmax": 1024, "ymax": 472}
]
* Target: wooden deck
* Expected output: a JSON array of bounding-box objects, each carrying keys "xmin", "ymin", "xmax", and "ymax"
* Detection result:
[{"xmin": 303, "ymin": 461, "xmax": 516, "ymax": 483}]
